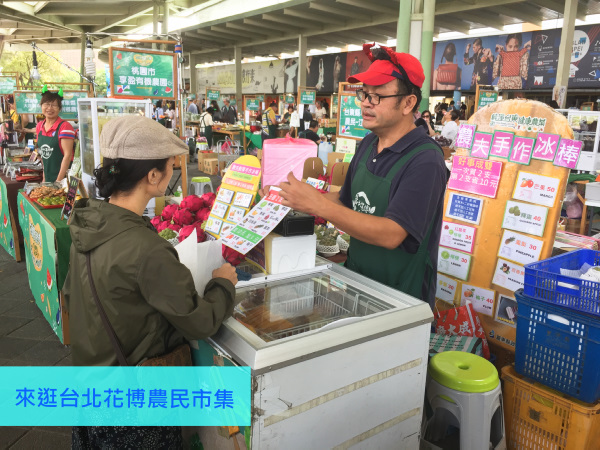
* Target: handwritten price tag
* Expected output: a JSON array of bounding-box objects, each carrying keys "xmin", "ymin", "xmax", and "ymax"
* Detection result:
[
  {"xmin": 461, "ymin": 284, "xmax": 496, "ymax": 316},
  {"xmin": 502, "ymin": 200, "xmax": 548, "ymax": 237},
  {"xmin": 438, "ymin": 247, "xmax": 472, "ymax": 281},
  {"xmin": 436, "ymin": 273, "xmax": 459, "ymax": 304},
  {"xmin": 512, "ymin": 171, "xmax": 560, "ymax": 208},
  {"xmin": 440, "ymin": 221, "xmax": 476, "ymax": 254}
]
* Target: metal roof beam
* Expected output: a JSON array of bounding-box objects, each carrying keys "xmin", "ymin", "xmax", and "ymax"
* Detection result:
[
  {"xmin": 436, "ymin": 0, "xmax": 525, "ymax": 15},
  {"xmin": 283, "ymin": 8, "xmax": 333, "ymax": 24},
  {"xmin": 243, "ymin": 17, "xmax": 300, "ymax": 33},
  {"xmin": 532, "ymin": 0, "xmax": 585, "ymax": 20},
  {"xmin": 460, "ymin": 11, "xmax": 506, "ymax": 30},
  {"xmin": 209, "ymin": 26, "xmax": 244, "ymax": 39},
  {"xmin": 308, "ymin": 2, "xmax": 369, "ymax": 20},
  {"xmin": 491, "ymin": 5, "xmax": 543, "ymax": 27},
  {"xmin": 437, "ymin": 16, "xmax": 472, "ymax": 35},
  {"xmin": 225, "ymin": 22, "xmax": 273, "ymax": 38},
  {"xmin": 92, "ymin": 3, "xmax": 153, "ymax": 33},
  {"xmin": 194, "ymin": 29, "xmax": 239, "ymax": 42},
  {"xmin": 336, "ymin": 0, "xmax": 397, "ymax": 16},
  {"xmin": 262, "ymin": 13, "xmax": 315, "ymax": 29}
]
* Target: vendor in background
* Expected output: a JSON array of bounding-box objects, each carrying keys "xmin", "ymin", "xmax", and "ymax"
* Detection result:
[
  {"xmin": 262, "ymin": 101, "xmax": 281, "ymax": 140},
  {"xmin": 265, "ymin": 45, "xmax": 447, "ymax": 304},
  {"xmin": 64, "ymin": 116, "xmax": 238, "ymax": 448},
  {"xmin": 414, "ymin": 110, "xmax": 435, "ymax": 137},
  {"xmin": 22, "ymin": 89, "xmax": 75, "ymax": 183},
  {"xmin": 299, "ymin": 120, "xmax": 321, "ymax": 145},
  {"xmin": 199, "ymin": 106, "xmax": 215, "ymax": 149},
  {"xmin": 283, "ymin": 105, "xmax": 294, "ymax": 124},
  {"xmin": 221, "ymin": 98, "xmax": 238, "ymax": 124},
  {"xmin": 187, "ymin": 95, "xmax": 198, "ymax": 114},
  {"xmin": 315, "ymin": 101, "xmax": 327, "ymax": 120},
  {"xmin": 154, "ymin": 100, "xmax": 166, "ymax": 126}
]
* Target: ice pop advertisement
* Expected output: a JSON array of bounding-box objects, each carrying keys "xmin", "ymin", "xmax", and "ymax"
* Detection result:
[
  {"xmin": 437, "ymin": 247, "xmax": 472, "ymax": 281},
  {"xmin": 512, "ymin": 171, "xmax": 560, "ymax": 208},
  {"xmin": 440, "ymin": 221, "xmax": 476, "ymax": 254},
  {"xmin": 501, "ymin": 200, "xmax": 548, "ymax": 237}
]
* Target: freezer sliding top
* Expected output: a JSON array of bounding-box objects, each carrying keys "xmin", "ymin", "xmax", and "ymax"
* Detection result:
[{"xmin": 210, "ymin": 264, "xmax": 433, "ymax": 373}]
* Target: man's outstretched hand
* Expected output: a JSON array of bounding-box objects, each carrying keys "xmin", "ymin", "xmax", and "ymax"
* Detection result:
[{"xmin": 278, "ymin": 172, "xmax": 324, "ymax": 216}]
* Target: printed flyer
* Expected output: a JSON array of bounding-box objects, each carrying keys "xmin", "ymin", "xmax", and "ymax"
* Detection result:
[
  {"xmin": 440, "ymin": 221, "xmax": 476, "ymax": 254},
  {"xmin": 512, "ymin": 171, "xmax": 560, "ymax": 207},
  {"xmin": 460, "ymin": 284, "xmax": 496, "ymax": 317},
  {"xmin": 437, "ymin": 247, "xmax": 472, "ymax": 281},
  {"xmin": 502, "ymin": 200, "xmax": 548, "ymax": 237},
  {"xmin": 492, "ymin": 258, "xmax": 525, "ymax": 292},
  {"xmin": 445, "ymin": 193, "xmax": 483, "ymax": 225},
  {"xmin": 436, "ymin": 273, "xmax": 459, "ymax": 305},
  {"xmin": 448, "ymin": 156, "xmax": 503, "ymax": 198},
  {"xmin": 498, "ymin": 230, "xmax": 543, "ymax": 266}
]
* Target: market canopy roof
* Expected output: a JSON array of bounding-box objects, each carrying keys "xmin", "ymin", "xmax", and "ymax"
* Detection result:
[{"xmin": 1, "ymin": 0, "xmax": 599, "ymax": 64}]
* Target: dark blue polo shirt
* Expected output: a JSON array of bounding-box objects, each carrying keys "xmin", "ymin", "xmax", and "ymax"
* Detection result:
[{"xmin": 339, "ymin": 126, "xmax": 448, "ymax": 304}]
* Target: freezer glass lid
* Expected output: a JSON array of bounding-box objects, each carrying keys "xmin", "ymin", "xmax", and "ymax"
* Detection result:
[{"xmin": 232, "ymin": 273, "xmax": 396, "ymax": 342}]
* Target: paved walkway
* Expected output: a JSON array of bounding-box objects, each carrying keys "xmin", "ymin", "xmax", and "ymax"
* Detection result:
[{"xmin": 0, "ymin": 162, "xmax": 220, "ymax": 448}]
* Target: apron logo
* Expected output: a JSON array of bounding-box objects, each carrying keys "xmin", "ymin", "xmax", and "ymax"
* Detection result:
[
  {"xmin": 39, "ymin": 144, "xmax": 54, "ymax": 160},
  {"xmin": 353, "ymin": 191, "xmax": 376, "ymax": 215}
]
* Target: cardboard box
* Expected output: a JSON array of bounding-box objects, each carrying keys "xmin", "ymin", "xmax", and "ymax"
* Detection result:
[
  {"xmin": 329, "ymin": 161, "xmax": 350, "ymax": 188},
  {"xmin": 326, "ymin": 152, "xmax": 345, "ymax": 175},
  {"xmin": 204, "ymin": 158, "xmax": 219, "ymax": 175},
  {"xmin": 197, "ymin": 151, "xmax": 216, "ymax": 171}
]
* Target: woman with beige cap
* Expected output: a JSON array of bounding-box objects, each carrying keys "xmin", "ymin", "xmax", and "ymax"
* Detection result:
[{"xmin": 63, "ymin": 116, "xmax": 238, "ymax": 448}]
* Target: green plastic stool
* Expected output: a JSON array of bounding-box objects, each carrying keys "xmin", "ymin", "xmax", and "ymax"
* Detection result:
[
  {"xmin": 190, "ymin": 176, "xmax": 213, "ymax": 195},
  {"xmin": 423, "ymin": 352, "xmax": 505, "ymax": 449}
]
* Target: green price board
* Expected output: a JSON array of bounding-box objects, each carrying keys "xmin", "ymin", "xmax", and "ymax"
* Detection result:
[
  {"xmin": 0, "ymin": 76, "xmax": 17, "ymax": 95},
  {"xmin": 256, "ymin": 95, "xmax": 264, "ymax": 101},
  {"xmin": 338, "ymin": 94, "xmax": 369, "ymax": 139},
  {"xmin": 300, "ymin": 90, "xmax": 316, "ymax": 105},
  {"xmin": 246, "ymin": 98, "xmax": 260, "ymax": 111},
  {"xmin": 285, "ymin": 95, "xmax": 295, "ymax": 104},
  {"xmin": 207, "ymin": 89, "xmax": 220, "ymax": 101},
  {"xmin": 110, "ymin": 48, "xmax": 177, "ymax": 99},
  {"xmin": 14, "ymin": 91, "xmax": 87, "ymax": 120},
  {"xmin": 478, "ymin": 91, "xmax": 498, "ymax": 109}
]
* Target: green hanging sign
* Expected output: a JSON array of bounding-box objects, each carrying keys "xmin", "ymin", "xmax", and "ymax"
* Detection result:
[
  {"xmin": 110, "ymin": 48, "xmax": 177, "ymax": 99},
  {"xmin": 0, "ymin": 76, "xmax": 17, "ymax": 95},
  {"xmin": 338, "ymin": 93, "xmax": 369, "ymax": 139},
  {"xmin": 256, "ymin": 95, "xmax": 264, "ymax": 101},
  {"xmin": 300, "ymin": 90, "xmax": 316, "ymax": 105},
  {"xmin": 14, "ymin": 90, "xmax": 87, "ymax": 120},
  {"xmin": 478, "ymin": 90, "xmax": 498, "ymax": 109},
  {"xmin": 246, "ymin": 98, "xmax": 260, "ymax": 111},
  {"xmin": 207, "ymin": 89, "xmax": 220, "ymax": 101},
  {"xmin": 285, "ymin": 95, "xmax": 295, "ymax": 104}
]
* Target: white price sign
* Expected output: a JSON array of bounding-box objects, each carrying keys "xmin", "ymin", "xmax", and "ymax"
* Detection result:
[
  {"xmin": 512, "ymin": 171, "xmax": 560, "ymax": 207},
  {"xmin": 440, "ymin": 221, "xmax": 477, "ymax": 253},
  {"xmin": 461, "ymin": 284, "xmax": 496, "ymax": 316},
  {"xmin": 498, "ymin": 230, "xmax": 543, "ymax": 266},
  {"xmin": 435, "ymin": 273, "xmax": 459, "ymax": 304},
  {"xmin": 438, "ymin": 247, "xmax": 472, "ymax": 281},
  {"xmin": 502, "ymin": 201, "xmax": 548, "ymax": 237},
  {"xmin": 492, "ymin": 258, "xmax": 525, "ymax": 292}
]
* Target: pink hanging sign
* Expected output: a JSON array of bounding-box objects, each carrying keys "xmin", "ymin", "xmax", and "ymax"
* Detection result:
[
  {"xmin": 490, "ymin": 130, "xmax": 514, "ymax": 158},
  {"xmin": 455, "ymin": 124, "xmax": 477, "ymax": 149},
  {"xmin": 448, "ymin": 155, "xmax": 504, "ymax": 198},
  {"xmin": 470, "ymin": 132, "xmax": 492, "ymax": 159},
  {"xmin": 509, "ymin": 136, "xmax": 535, "ymax": 165},
  {"xmin": 532, "ymin": 133, "xmax": 560, "ymax": 161},
  {"xmin": 554, "ymin": 139, "xmax": 582, "ymax": 169}
]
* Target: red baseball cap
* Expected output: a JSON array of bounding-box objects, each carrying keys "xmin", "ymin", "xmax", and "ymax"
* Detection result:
[{"xmin": 347, "ymin": 44, "xmax": 425, "ymax": 89}]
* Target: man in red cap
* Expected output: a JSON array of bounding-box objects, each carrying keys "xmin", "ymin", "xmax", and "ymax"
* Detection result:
[{"xmin": 276, "ymin": 44, "xmax": 448, "ymax": 304}]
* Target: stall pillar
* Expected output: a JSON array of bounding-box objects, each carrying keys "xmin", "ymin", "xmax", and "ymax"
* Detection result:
[
  {"xmin": 161, "ymin": 0, "xmax": 170, "ymax": 51},
  {"xmin": 79, "ymin": 34, "xmax": 86, "ymax": 83},
  {"xmin": 554, "ymin": 0, "xmax": 578, "ymax": 108},
  {"xmin": 152, "ymin": 1, "xmax": 160, "ymax": 49},
  {"xmin": 453, "ymin": 90, "xmax": 461, "ymax": 108},
  {"xmin": 298, "ymin": 35, "xmax": 307, "ymax": 89},
  {"xmin": 409, "ymin": 18, "xmax": 423, "ymax": 60},
  {"xmin": 189, "ymin": 53, "xmax": 199, "ymax": 99},
  {"xmin": 234, "ymin": 45, "xmax": 243, "ymax": 114},
  {"xmin": 419, "ymin": 0, "xmax": 436, "ymax": 112},
  {"xmin": 396, "ymin": 0, "xmax": 412, "ymax": 53}
]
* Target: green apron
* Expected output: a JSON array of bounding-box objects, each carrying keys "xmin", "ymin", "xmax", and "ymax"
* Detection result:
[
  {"xmin": 200, "ymin": 114, "xmax": 213, "ymax": 148},
  {"xmin": 262, "ymin": 110, "xmax": 278, "ymax": 139},
  {"xmin": 37, "ymin": 119, "xmax": 65, "ymax": 183},
  {"xmin": 345, "ymin": 139, "xmax": 440, "ymax": 300}
]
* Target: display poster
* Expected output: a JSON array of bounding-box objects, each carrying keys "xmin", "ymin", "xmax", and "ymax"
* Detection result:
[
  {"xmin": 495, "ymin": 295, "xmax": 518, "ymax": 328},
  {"xmin": 207, "ymin": 89, "xmax": 220, "ymax": 101},
  {"xmin": 554, "ymin": 139, "xmax": 582, "ymax": 169},
  {"xmin": 502, "ymin": 200, "xmax": 548, "ymax": 237},
  {"xmin": 498, "ymin": 230, "xmax": 543, "ymax": 266},
  {"xmin": 566, "ymin": 25, "xmax": 600, "ymax": 87},
  {"xmin": 492, "ymin": 258, "xmax": 525, "ymax": 292},
  {"xmin": 60, "ymin": 176, "xmax": 80, "ymax": 223},
  {"xmin": 489, "ymin": 113, "xmax": 547, "ymax": 133},
  {"xmin": 110, "ymin": 48, "xmax": 177, "ymax": 99},
  {"xmin": 222, "ymin": 189, "xmax": 291, "ymax": 254},
  {"xmin": 448, "ymin": 156, "xmax": 503, "ymax": 198},
  {"xmin": 338, "ymin": 93, "xmax": 369, "ymax": 139},
  {"xmin": 440, "ymin": 221, "xmax": 476, "ymax": 253},
  {"xmin": 512, "ymin": 171, "xmax": 560, "ymax": 207},
  {"xmin": 470, "ymin": 132, "xmax": 492, "ymax": 159},
  {"xmin": 478, "ymin": 90, "xmax": 498, "ymax": 108},
  {"xmin": 299, "ymin": 90, "xmax": 316, "ymax": 105},
  {"xmin": 438, "ymin": 247, "xmax": 472, "ymax": 281},
  {"xmin": 445, "ymin": 192, "xmax": 483, "ymax": 225},
  {"xmin": 336, "ymin": 137, "xmax": 357, "ymax": 153},
  {"xmin": 527, "ymin": 29, "xmax": 561, "ymax": 89},
  {"xmin": 454, "ymin": 124, "xmax": 476, "ymax": 149},
  {"xmin": 0, "ymin": 76, "xmax": 17, "ymax": 95},
  {"xmin": 17, "ymin": 193, "xmax": 64, "ymax": 342},
  {"xmin": 206, "ymin": 156, "xmax": 261, "ymax": 239},
  {"xmin": 246, "ymin": 98, "xmax": 260, "ymax": 111},
  {"xmin": 436, "ymin": 273, "xmax": 459, "ymax": 305},
  {"xmin": 460, "ymin": 284, "xmax": 496, "ymax": 316},
  {"xmin": 0, "ymin": 178, "xmax": 16, "ymax": 258},
  {"xmin": 13, "ymin": 90, "xmax": 87, "ymax": 120}
]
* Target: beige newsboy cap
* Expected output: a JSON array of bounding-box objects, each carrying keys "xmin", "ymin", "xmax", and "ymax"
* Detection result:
[{"xmin": 100, "ymin": 115, "xmax": 187, "ymax": 160}]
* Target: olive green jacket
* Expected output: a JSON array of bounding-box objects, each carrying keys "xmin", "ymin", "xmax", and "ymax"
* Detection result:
[{"xmin": 63, "ymin": 199, "xmax": 236, "ymax": 366}]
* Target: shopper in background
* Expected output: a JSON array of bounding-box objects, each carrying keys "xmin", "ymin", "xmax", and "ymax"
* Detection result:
[
  {"xmin": 269, "ymin": 44, "xmax": 447, "ymax": 305},
  {"xmin": 435, "ymin": 103, "xmax": 448, "ymax": 125},
  {"xmin": 299, "ymin": 120, "xmax": 321, "ymax": 144},
  {"xmin": 459, "ymin": 103, "xmax": 467, "ymax": 120},
  {"xmin": 165, "ymin": 103, "xmax": 176, "ymax": 129},
  {"xmin": 199, "ymin": 106, "xmax": 215, "ymax": 149},
  {"xmin": 315, "ymin": 101, "xmax": 327, "ymax": 120},
  {"xmin": 415, "ymin": 110, "xmax": 435, "ymax": 137},
  {"xmin": 64, "ymin": 116, "xmax": 238, "ymax": 448},
  {"xmin": 187, "ymin": 96, "xmax": 199, "ymax": 114},
  {"xmin": 154, "ymin": 100, "xmax": 166, "ymax": 126},
  {"xmin": 283, "ymin": 105, "xmax": 294, "ymax": 124},
  {"xmin": 221, "ymin": 98, "xmax": 238, "ymax": 124},
  {"xmin": 441, "ymin": 109, "xmax": 460, "ymax": 145},
  {"xmin": 262, "ymin": 101, "xmax": 281, "ymax": 139}
]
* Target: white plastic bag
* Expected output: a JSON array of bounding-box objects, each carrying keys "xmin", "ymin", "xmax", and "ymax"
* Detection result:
[{"xmin": 176, "ymin": 231, "xmax": 226, "ymax": 295}]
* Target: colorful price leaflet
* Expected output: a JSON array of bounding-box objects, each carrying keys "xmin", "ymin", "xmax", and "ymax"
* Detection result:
[
  {"xmin": 454, "ymin": 124, "xmax": 476, "ymax": 150},
  {"xmin": 502, "ymin": 200, "xmax": 548, "ymax": 237},
  {"xmin": 512, "ymin": 171, "xmax": 560, "ymax": 207},
  {"xmin": 222, "ymin": 189, "xmax": 291, "ymax": 254},
  {"xmin": 448, "ymin": 156, "xmax": 503, "ymax": 198},
  {"xmin": 554, "ymin": 139, "xmax": 582, "ymax": 169},
  {"xmin": 436, "ymin": 273, "xmax": 459, "ymax": 305},
  {"xmin": 492, "ymin": 258, "xmax": 525, "ymax": 292},
  {"xmin": 306, "ymin": 177, "xmax": 325, "ymax": 190},
  {"xmin": 532, "ymin": 133, "xmax": 560, "ymax": 161},
  {"xmin": 445, "ymin": 193, "xmax": 483, "ymax": 225},
  {"xmin": 461, "ymin": 284, "xmax": 496, "ymax": 316},
  {"xmin": 440, "ymin": 221, "xmax": 476, "ymax": 254},
  {"xmin": 438, "ymin": 247, "xmax": 472, "ymax": 281},
  {"xmin": 498, "ymin": 230, "xmax": 543, "ymax": 267},
  {"xmin": 217, "ymin": 188, "xmax": 235, "ymax": 204}
]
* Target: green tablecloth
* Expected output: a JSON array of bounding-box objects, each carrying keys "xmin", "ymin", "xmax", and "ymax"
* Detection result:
[{"xmin": 245, "ymin": 131, "xmax": 263, "ymax": 150}]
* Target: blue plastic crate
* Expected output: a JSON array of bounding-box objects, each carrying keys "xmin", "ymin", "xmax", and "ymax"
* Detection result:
[
  {"xmin": 514, "ymin": 289, "xmax": 600, "ymax": 403},
  {"xmin": 523, "ymin": 249, "xmax": 600, "ymax": 317}
]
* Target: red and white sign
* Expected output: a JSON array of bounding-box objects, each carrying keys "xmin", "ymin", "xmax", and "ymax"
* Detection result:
[
  {"xmin": 461, "ymin": 284, "xmax": 496, "ymax": 316},
  {"xmin": 512, "ymin": 171, "xmax": 560, "ymax": 207}
]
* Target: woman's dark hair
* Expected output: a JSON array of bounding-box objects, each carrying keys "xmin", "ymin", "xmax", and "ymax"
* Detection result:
[
  {"xmin": 442, "ymin": 43, "xmax": 457, "ymax": 63},
  {"xmin": 506, "ymin": 34, "xmax": 522, "ymax": 48},
  {"xmin": 210, "ymin": 100, "xmax": 219, "ymax": 109},
  {"xmin": 93, "ymin": 157, "xmax": 169, "ymax": 198},
  {"xmin": 473, "ymin": 38, "xmax": 483, "ymax": 47},
  {"xmin": 206, "ymin": 106, "xmax": 215, "ymax": 115},
  {"xmin": 450, "ymin": 110, "xmax": 460, "ymax": 121},
  {"xmin": 421, "ymin": 110, "xmax": 432, "ymax": 118},
  {"xmin": 370, "ymin": 47, "xmax": 422, "ymax": 113},
  {"xmin": 155, "ymin": 100, "xmax": 162, "ymax": 108},
  {"xmin": 40, "ymin": 92, "xmax": 62, "ymax": 109}
]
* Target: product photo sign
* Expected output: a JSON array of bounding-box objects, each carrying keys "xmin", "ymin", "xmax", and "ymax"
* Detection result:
[
  {"xmin": 438, "ymin": 247, "xmax": 472, "ymax": 281},
  {"xmin": 512, "ymin": 171, "xmax": 560, "ymax": 207},
  {"xmin": 445, "ymin": 193, "xmax": 483, "ymax": 225},
  {"xmin": 436, "ymin": 273, "xmax": 459, "ymax": 305},
  {"xmin": 440, "ymin": 221, "xmax": 476, "ymax": 254},
  {"xmin": 498, "ymin": 230, "xmax": 544, "ymax": 266},
  {"xmin": 460, "ymin": 284, "xmax": 496, "ymax": 317},
  {"xmin": 448, "ymin": 156, "xmax": 503, "ymax": 198},
  {"xmin": 492, "ymin": 258, "xmax": 525, "ymax": 292},
  {"xmin": 502, "ymin": 201, "xmax": 548, "ymax": 237}
]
